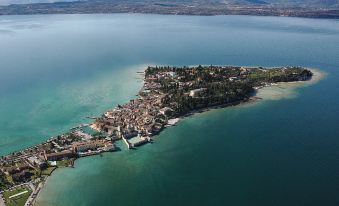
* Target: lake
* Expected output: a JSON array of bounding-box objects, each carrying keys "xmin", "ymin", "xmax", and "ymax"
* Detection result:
[{"xmin": 0, "ymin": 14, "xmax": 339, "ymax": 206}]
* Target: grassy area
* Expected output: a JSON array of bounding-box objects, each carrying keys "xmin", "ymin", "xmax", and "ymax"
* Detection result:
[
  {"xmin": 249, "ymin": 70, "xmax": 286, "ymax": 79},
  {"xmin": 3, "ymin": 186, "xmax": 32, "ymax": 206},
  {"xmin": 41, "ymin": 166, "xmax": 57, "ymax": 176},
  {"xmin": 57, "ymin": 159, "xmax": 72, "ymax": 167}
]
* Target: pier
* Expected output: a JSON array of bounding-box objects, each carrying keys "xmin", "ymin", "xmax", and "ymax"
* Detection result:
[{"xmin": 122, "ymin": 137, "xmax": 131, "ymax": 149}]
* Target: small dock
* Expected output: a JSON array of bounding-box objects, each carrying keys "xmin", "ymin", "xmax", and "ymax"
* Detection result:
[{"xmin": 122, "ymin": 137, "xmax": 132, "ymax": 149}]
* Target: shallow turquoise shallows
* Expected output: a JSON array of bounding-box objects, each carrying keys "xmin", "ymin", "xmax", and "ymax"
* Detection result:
[{"xmin": 1, "ymin": 14, "xmax": 339, "ymax": 206}]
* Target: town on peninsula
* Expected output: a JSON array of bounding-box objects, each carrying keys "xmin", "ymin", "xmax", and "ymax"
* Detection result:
[{"xmin": 0, "ymin": 65, "xmax": 313, "ymax": 206}]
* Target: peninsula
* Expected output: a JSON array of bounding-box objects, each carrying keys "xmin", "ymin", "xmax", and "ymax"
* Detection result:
[{"xmin": 0, "ymin": 65, "xmax": 313, "ymax": 206}]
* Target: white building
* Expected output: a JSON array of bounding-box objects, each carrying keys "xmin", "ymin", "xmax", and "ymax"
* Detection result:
[{"xmin": 189, "ymin": 88, "xmax": 207, "ymax": 97}]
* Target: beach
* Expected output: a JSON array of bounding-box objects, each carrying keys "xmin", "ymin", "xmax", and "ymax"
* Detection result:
[{"xmin": 255, "ymin": 68, "xmax": 326, "ymax": 101}]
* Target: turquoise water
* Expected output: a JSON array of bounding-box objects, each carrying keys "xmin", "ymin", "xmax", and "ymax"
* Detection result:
[{"xmin": 1, "ymin": 14, "xmax": 339, "ymax": 205}]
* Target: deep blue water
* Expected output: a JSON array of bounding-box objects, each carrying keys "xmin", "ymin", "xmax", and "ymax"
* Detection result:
[{"xmin": 0, "ymin": 14, "xmax": 339, "ymax": 206}]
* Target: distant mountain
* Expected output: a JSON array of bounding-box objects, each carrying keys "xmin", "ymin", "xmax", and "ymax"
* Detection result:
[
  {"xmin": 1, "ymin": 0, "xmax": 338, "ymax": 7},
  {"xmin": 261, "ymin": 0, "xmax": 339, "ymax": 8},
  {"xmin": 0, "ymin": 0, "xmax": 338, "ymax": 17},
  {"xmin": 0, "ymin": 0, "xmax": 76, "ymax": 6}
]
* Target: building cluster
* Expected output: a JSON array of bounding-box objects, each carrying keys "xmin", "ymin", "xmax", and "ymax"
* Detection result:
[
  {"xmin": 43, "ymin": 133, "xmax": 115, "ymax": 161},
  {"xmin": 90, "ymin": 69, "xmax": 185, "ymax": 147},
  {"xmin": 92, "ymin": 94, "xmax": 168, "ymax": 140},
  {"xmin": 0, "ymin": 130, "xmax": 115, "ymax": 188}
]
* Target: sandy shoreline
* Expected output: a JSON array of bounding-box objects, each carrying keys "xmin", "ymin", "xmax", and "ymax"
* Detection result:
[{"xmin": 255, "ymin": 68, "xmax": 326, "ymax": 101}]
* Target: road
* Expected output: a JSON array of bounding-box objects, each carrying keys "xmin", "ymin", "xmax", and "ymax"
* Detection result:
[{"xmin": 0, "ymin": 194, "xmax": 5, "ymax": 206}]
